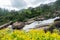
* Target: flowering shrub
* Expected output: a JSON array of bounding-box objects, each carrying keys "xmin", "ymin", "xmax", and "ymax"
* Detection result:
[{"xmin": 0, "ymin": 28, "xmax": 60, "ymax": 40}]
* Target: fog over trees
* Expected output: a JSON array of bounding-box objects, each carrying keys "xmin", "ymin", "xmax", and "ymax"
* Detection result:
[{"xmin": 0, "ymin": 0, "xmax": 60, "ymax": 25}]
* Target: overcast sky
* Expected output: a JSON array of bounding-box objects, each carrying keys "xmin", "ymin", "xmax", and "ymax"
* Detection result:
[{"xmin": 0, "ymin": 0, "xmax": 56, "ymax": 11}]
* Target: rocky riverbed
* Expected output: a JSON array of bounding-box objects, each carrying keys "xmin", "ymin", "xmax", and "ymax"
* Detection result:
[{"xmin": 0, "ymin": 17, "xmax": 60, "ymax": 32}]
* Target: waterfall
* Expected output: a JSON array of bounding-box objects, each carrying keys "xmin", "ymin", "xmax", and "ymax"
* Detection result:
[{"xmin": 23, "ymin": 17, "xmax": 60, "ymax": 31}]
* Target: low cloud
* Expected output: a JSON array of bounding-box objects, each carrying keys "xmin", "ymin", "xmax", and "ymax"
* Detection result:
[
  {"xmin": 11, "ymin": 0, "xmax": 27, "ymax": 9},
  {"xmin": 4, "ymin": 0, "xmax": 56, "ymax": 10}
]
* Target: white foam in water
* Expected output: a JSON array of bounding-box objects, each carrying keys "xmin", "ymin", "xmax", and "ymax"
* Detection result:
[{"xmin": 23, "ymin": 17, "xmax": 60, "ymax": 31}]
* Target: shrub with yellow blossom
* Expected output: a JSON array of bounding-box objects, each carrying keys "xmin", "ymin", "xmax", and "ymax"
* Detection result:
[{"xmin": 0, "ymin": 28, "xmax": 60, "ymax": 40}]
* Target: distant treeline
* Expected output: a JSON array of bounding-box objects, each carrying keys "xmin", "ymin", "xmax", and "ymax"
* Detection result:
[{"xmin": 0, "ymin": 0, "xmax": 60, "ymax": 25}]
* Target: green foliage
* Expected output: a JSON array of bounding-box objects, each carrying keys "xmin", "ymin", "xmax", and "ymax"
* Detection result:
[{"xmin": 0, "ymin": 0, "xmax": 60, "ymax": 25}]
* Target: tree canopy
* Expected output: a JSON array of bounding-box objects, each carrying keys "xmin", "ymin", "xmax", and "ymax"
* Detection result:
[{"xmin": 0, "ymin": 0, "xmax": 60, "ymax": 25}]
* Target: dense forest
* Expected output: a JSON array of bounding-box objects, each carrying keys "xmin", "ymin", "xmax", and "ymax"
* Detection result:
[{"xmin": 0, "ymin": 0, "xmax": 60, "ymax": 25}]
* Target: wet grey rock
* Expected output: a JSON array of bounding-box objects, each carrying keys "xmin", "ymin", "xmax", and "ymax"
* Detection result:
[{"xmin": 12, "ymin": 22, "xmax": 25, "ymax": 29}]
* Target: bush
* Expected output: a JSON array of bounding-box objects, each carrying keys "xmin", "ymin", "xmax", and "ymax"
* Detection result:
[{"xmin": 0, "ymin": 28, "xmax": 60, "ymax": 40}]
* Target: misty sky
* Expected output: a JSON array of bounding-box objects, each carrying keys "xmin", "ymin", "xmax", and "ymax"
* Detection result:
[{"xmin": 0, "ymin": 0, "xmax": 56, "ymax": 10}]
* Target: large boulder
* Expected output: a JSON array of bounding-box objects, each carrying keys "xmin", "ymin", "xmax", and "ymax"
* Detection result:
[
  {"xmin": 12, "ymin": 22, "xmax": 25, "ymax": 29},
  {"xmin": 25, "ymin": 19, "xmax": 35, "ymax": 25},
  {"xmin": 54, "ymin": 18, "xmax": 60, "ymax": 28},
  {"xmin": 44, "ymin": 18, "xmax": 60, "ymax": 33},
  {"xmin": 54, "ymin": 18, "xmax": 60, "ymax": 22},
  {"xmin": 35, "ymin": 17, "xmax": 45, "ymax": 21},
  {"xmin": 54, "ymin": 21, "xmax": 60, "ymax": 28}
]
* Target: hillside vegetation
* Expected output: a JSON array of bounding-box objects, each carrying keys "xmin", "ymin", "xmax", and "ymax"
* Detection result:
[{"xmin": 0, "ymin": 0, "xmax": 60, "ymax": 25}]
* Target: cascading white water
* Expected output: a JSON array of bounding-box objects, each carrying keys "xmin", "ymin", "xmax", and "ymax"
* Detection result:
[{"xmin": 23, "ymin": 17, "xmax": 60, "ymax": 31}]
